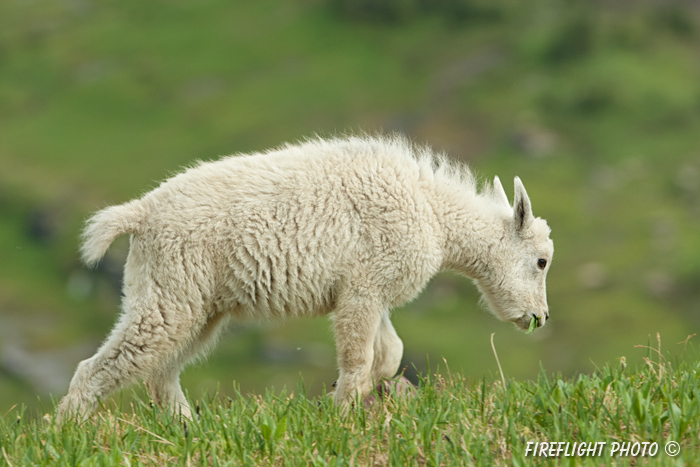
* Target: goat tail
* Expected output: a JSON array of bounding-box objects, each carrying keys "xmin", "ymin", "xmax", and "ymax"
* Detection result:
[{"xmin": 81, "ymin": 199, "xmax": 148, "ymax": 268}]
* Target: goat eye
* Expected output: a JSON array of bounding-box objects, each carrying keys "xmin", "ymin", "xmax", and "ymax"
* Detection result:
[{"xmin": 537, "ymin": 258, "xmax": 547, "ymax": 270}]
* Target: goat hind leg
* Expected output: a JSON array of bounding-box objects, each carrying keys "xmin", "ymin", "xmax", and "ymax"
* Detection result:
[
  {"xmin": 143, "ymin": 312, "xmax": 229, "ymax": 419},
  {"xmin": 144, "ymin": 363, "xmax": 191, "ymax": 419},
  {"xmin": 57, "ymin": 305, "xmax": 182, "ymax": 421}
]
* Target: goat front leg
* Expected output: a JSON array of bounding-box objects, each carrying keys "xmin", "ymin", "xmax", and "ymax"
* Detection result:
[
  {"xmin": 371, "ymin": 312, "xmax": 404, "ymax": 381},
  {"xmin": 332, "ymin": 292, "xmax": 384, "ymax": 407}
]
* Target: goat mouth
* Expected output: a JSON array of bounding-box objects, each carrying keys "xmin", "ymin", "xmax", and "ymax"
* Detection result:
[{"xmin": 514, "ymin": 313, "xmax": 542, "ymax": 331}]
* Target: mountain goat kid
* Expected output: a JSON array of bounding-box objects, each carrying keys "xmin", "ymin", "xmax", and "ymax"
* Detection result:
[{"xmin": 58, "ymin": 135, "xmax": 553, "ymax": 420}]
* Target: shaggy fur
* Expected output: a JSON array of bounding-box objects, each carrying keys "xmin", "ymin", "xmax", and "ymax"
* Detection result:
[{"xmin": 58, "ymin": 135, "xmax": 553, "ymax": 420}]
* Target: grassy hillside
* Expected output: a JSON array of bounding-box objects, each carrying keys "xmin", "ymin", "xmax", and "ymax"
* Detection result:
[
  {"xmin": 0, "ymin": 0, "xmax": 699, "ymax": 414},
  {"xmin": 1, "ymin": 351, "xmax": 698, "ymax": 466}
]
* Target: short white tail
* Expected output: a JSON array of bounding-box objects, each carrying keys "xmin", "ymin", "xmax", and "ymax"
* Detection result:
[{"xmin": 80, "ymin": 200, "xmax": 146, "ymax": 267}]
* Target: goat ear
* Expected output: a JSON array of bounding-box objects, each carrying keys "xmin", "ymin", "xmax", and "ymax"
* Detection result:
[
  {"xmin": 493, "ymin": 176, "xmax": 510, "ymax": 207},
  {"xmin": 513, "ymin": 176, "xmax": 533, "ymax": 230}
]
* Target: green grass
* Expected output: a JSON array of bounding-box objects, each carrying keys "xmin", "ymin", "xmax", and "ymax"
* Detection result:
[{"xmin": 2, "ymin": 346, "xmax": 698, "ymax": 466}]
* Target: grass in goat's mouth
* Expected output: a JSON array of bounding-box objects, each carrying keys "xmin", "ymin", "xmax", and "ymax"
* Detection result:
[{"xmin": 526, "ymin": 316, "xmax": 538, "ymax": 334}]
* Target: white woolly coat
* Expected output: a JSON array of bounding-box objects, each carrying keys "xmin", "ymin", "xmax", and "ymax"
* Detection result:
[{"xmin": 85, "ymin": 137, "xmax": 480, "ymax": 321}]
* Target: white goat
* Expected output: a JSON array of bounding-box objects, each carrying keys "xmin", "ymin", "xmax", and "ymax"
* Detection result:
[{"xmin": 58, "ymin": 135, "xmax": 553, "ymax": 420}]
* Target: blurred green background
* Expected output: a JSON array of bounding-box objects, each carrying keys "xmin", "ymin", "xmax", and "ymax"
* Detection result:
[{"xmin": 1, "ymin": 0, "xmax": 699, "ymax": 414}]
